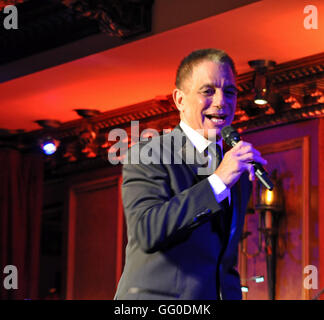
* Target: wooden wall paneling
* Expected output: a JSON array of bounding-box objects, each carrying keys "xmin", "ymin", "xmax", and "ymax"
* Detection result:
[
  {"xmin": 302, "ymin": 136, "xmax": 311, "ymax": 300},
  {"xmin": 40, "ymin": 178, "xmax": 65, "ymax": 299},
  {"xmin": 65, "ymin": 184, "xmax": 76, "ymax": 300},
  {"xmin": 65, "ymin": 175, "xmax": 122, "ymax": 299},
  {"xmin": 319, "ymin": 118, "xmax": 324, "ymax": 300},
  {"xmin": 115, "ymin": 175, "xmax": 125, "ymax": 289}
]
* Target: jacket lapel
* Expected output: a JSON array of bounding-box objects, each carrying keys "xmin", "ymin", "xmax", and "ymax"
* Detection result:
[
  {"xmin": 173, "ymin": 126, "xmax": 208, "ymax": 181},
  {"xmin": 173, "ymin": 124, "xmax": 252, "ymax": 253}
]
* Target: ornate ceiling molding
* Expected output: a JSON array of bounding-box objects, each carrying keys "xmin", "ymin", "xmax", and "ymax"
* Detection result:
[
  {"xmin": 1, "ymin": 52, "xmax": 323, "ymax": 177},
  {"xmin": 0, "ymin": 0, "xmax": 153, "ymax": 66},
  {"xmin": 62, "ymin": 0, "xmax": 153, "ymax": 37},
  {"xmin": 234, "ymin": 52, "xmax": 324, "ymax": 132}
]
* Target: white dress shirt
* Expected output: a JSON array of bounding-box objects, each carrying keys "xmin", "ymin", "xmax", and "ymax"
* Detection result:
[{"xmin": 179, "ymin": 121, "xmax": 231, "ymax": 204}]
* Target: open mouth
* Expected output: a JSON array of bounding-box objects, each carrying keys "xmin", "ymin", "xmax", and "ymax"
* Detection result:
[{"xmin": 205, "ymin": 114, "xmax": 227, "ymax": 124}]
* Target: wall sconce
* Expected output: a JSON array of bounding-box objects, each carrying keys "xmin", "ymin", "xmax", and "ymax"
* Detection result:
[
  {"xmin": 241, "ymin": 169, "xmax": 284, "ymax": 300},
  {"xmin": 248, "ymin": 60, "xmax": 276, "ymax": 106},
  {"xmin": 256, "ymin": 169, "xmax": 284, "ymax": 300}
]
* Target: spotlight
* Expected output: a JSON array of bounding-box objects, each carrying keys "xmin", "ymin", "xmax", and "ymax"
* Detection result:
[
  {"xmin": 248, "ymin": 60, "xmax": 276, "ymax": 105},
  {"xmin": 40, "ymin": 138, "xmax": 60, "ymax": 155},
  {"xmin": 35, "ymin": 120, "xmax": 61, "ymax": 155},
  {"xmin": 254, "ymin": 90, "xmax": 268, "ymax": 105}
]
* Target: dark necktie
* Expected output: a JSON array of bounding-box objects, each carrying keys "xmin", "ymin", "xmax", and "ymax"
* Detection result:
[
  {"xmin": 209, "ymin": 143, "xmax": 232, "ymax": 239},
  {"xmin": 214, "ymin": 144, "xmax": 230, "ymax": 211},
  {"xmin": 215, "ymin": 144, "xmax": 222, "ymax": 168},
  {"xmin": 203, "ymin": 143, "xmax": 221, "ymax": 173}
]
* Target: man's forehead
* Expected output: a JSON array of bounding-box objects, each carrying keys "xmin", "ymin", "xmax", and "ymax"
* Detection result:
[
  {"xmin": 193, "ymin": 60, "xmax": 234, "ymax": 76},
  {"xmin": 183, "ymin": 60, "xmax": 235, "ymax": 89}
]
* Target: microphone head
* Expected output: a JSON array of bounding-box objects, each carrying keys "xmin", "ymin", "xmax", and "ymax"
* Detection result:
[{"xmin": 221, "ymin": 126, "xmax": 241, "ymax": 146}]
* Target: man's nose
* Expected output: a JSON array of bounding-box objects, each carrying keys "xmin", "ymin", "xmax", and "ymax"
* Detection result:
[{"xmin": 212, "ymin": 89, "xmax": 226, "ymax": 107}]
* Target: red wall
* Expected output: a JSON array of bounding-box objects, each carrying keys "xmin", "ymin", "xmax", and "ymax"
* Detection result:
[{"xmin": 41, "ymin": 118, "xmax": 323, "ymax": 300}]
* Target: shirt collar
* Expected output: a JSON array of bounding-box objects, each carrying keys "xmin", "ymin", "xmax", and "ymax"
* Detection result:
[{"xmin": 179, "ymin": 120, "xmax": 223, "ymax": 154}]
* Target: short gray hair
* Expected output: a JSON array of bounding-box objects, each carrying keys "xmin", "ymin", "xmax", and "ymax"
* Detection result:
[{"xmin": 175, "ymin": 48, "xmax": 236, "ymax": 90}]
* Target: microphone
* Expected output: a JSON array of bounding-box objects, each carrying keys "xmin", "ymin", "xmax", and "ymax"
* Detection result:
[{"xmin": 221, "ymin": 126, "xmax": 274, "ymax": 190}]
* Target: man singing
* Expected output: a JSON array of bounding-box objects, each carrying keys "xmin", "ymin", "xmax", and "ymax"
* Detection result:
[{"xmin": 114, "ymin": 48, "xmax": 267, "ymax": 300}]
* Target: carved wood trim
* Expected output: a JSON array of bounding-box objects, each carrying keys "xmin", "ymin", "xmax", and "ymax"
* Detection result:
[{"xmin": 2, "ymin": 52, "xmax": 322, "ymax": 177}]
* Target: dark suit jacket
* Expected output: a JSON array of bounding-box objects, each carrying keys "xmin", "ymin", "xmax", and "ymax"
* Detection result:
[{"xmin": 114, "ymin": 125, "xmax": 251, "ymax": 300}]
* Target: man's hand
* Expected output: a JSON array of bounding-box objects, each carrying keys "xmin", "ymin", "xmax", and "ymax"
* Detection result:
[{"xmin": 215, "ymin": 141, "xmax": 268, "ymax": 189}]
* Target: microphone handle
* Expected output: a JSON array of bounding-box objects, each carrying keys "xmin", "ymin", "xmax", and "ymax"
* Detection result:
[
  {"xmin": 230, "ymin": 140, "xmax": 273, "ymax": 191},
  {"xmin": 252, "ymin": 162, "xmax": 274, "ymax": 191}
]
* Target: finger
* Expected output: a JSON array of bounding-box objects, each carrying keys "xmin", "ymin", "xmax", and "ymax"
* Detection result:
[
  {"xmin": 236, "ymin": 145, "xmax": 261, "ymax": 157},
  {"xmin": 231, "ymin": 140, "xmax": 244, "ymax": 151},
  {"xmin": 239, "ymin": 162, "xmax": 254, "ymax": 179},
  {"xmin": 253, "ymin": 155, "xmax": 268, "ymax": 166},
  {"xmin": 232, "ymin": 144, "xmax": 260, "ymax": 159},
  {"xmin": 235, "ymin": 151, "xmax": 254, "ymax": 161},
  {"xmin": 237, "ymin": 152, "xmax": 268, "ymax": 165},
  {"xmin": 235, "ymin": 141, "xmax": 252, "ymax": 150},
  {"xmin": 237, "ymin": 161, "xmax": 252, "ymax": 173}
]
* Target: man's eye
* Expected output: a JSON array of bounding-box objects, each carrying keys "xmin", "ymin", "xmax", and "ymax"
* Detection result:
[
  {"xmin": 225, "ymin": 90, "xmax": 237, "ymax": 96},
  {"xmin": 202, "ymin": 88, "xmax": 214, "ymax": 95}
]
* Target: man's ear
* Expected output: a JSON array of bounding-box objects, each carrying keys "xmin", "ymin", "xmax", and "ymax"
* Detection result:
[{"xmin": 172, "ymin": 88, "xmax": 185, "ymax": 112}]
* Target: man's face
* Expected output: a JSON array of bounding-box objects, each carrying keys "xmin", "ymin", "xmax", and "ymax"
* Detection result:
[{"xmin": 174, "ymin": 60, "xmax": 237, "ymax": 141}]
